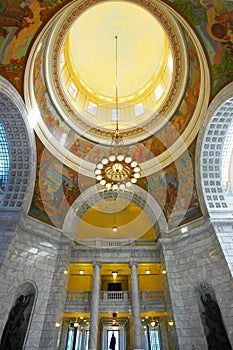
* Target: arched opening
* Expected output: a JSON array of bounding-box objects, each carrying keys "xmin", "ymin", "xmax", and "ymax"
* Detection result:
[{"xmin": 0, "ymin": 281, "xmax": 37, "ymax": 350}]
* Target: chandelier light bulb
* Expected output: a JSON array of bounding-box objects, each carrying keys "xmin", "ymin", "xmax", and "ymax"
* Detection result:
[
  {"xmin": 95, "ymin": 168, "xmax": 101, "ymax": 175},
  {"xmin": 112, "ymin": 184, "xmax": 118, "ymax": 190},
  {"xmin": 112, "ymin": 226, "xmax": 118, "ymax": 232},
  {"xmin": 109, "ymin": 154, "xmax": 116, "ymax": 162},
  {"xmin": 96, "ymin": 175, "xmax": 103, "ymax": 181},
  {"xmin": 97, "ymin": 162, "xmax": 104, "ymax": 169},
  {"xmin": 102, "ymin": 157, "xmax": 109, "ymax": 165},
  {"xmin": 100, "ymin": 179, "xmax": 106, "ymax": 186},
  {"xmin": 134, "ymin": 173, "xmax": 140, "ymax": 178},
  {"xmin": 131, "ymin": 160, "xmax": 137, "ymax": 167},
  {"xmin": 106, "ymin": 182, "xmax": 112, "ymax": 189},
  {"xmin": 134, "ymin": 166, "xmax": 140, "ymax": 172},
  {"xmin": 131, "ymin": 178, "xmax": 137, "ymax": 183},
  {"xmin": 117, "ymin": 154, "xmax": 124, "ymax": 161},
  {"xmin": 125, "ymin": 156, "xmax": 132, "ymax": 163}
]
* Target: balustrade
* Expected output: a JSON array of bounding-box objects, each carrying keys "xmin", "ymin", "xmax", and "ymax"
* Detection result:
[
  {"xmin": 65, "ymin": 290, "xmax": 165, "ymax": 313},
  {"xmin": 67, "ymin": 290, "xmax": 163, "ymax": 301}
]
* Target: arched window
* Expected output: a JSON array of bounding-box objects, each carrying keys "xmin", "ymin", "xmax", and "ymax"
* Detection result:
[
  {"xmin": 0, "ymin": 121, "xmax": 9, "ymax": 190},
  {"xmin": 222, "ymin": 122, "xmax": 233, "ymax": 210}
]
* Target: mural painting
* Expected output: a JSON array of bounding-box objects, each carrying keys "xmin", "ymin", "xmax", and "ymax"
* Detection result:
[
  {"xmin": 0, "ymin": 0, "xmax": 231, "ymax": 230},
  {"xmin": 170, "ymin": 0, "xmax": 233, "ymax": 95},
  {"xmin": 29, "ymin": 137, "xmax": 83, "ymax": 228}
]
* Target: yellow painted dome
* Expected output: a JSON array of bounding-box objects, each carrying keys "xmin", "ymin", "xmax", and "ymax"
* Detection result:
[{"xmin": 66, "ymin": 2, "xmax": 170, "ymax": 103}]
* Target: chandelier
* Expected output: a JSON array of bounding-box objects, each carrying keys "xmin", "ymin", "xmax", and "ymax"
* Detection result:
[{"xmin": 94, "ymin": 36, "xmax": 141, "ymax": 190}]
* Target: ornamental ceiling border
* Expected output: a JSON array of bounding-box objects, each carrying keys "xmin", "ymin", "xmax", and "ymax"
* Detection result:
[
  {"xmin": 24, "ymin": 0, "xmax": 210, "ymax": 178},
  {"xmin": 46, "ymin": 0, "xmax": 188, "ymax": 143}
]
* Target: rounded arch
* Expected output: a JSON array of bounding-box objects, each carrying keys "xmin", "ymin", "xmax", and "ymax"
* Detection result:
[
  {"xmin": 0, "ymin": 280, "xmax": 37, "ymax": 350},
  {"xmin": 196, "ymin": 82, "xmax": 233, "ymax": 217},
  {"xmin": 0, "ymin": 76, "xmax": 36, "ymax": 214},
  {"xmin": 62, "ymin": 184, "xmax": 168, "ymax": 243}
]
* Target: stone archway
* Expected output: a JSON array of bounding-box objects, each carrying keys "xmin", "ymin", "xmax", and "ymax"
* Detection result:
[
  {"xmin": 196, "ymin": 82, "xmax": 233, "ymax": 217},
  {"xmin": 0, "ymin": 76, "xmax": 36, "ymax": 214},
  {"xmin": 62, "ymin": 184, "xmax": 168, "ymax": 244},
  {"xmin": 0, "ymin": 281, "xmax": 37, "ymax": 350}
]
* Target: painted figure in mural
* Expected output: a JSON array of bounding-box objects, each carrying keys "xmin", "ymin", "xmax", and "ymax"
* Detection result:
[
  {"xmin": 0, "ymin": 2, "xmax": 34, "ymax": 39},
  {"xmin": 0, "ymin": 295, "xmax": 30, "ymax": 350},
  {"xmin": 201, "ymin": 293, "xmax": 232, "ymax": 349},
  {"xmin": 109, "ymin": 332, "xmax": 116, "ymax": 350}
]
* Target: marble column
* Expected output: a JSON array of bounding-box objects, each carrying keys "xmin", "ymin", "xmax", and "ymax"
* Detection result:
[
  {"xmin": 130, "ymin": 261, "xmax": 143, "ymax": 350},
  {"xmin": 88, "ymin": 261, "xmax": 101, "ymax": 350}
]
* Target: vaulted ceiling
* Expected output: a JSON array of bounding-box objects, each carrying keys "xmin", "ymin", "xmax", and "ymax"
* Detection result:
[{"xmin": 1, "ymin": 0, "xmax": 233, "ymax": 242}]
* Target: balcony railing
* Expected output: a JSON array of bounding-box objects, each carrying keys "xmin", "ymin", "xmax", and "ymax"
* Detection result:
[
  {"xmin": 65, "ymin": 290, "xmax": 165, "ymax": 313},
  {"xmin": 75, "ymin": 238, "xmax": 157, "ymax": 247}
]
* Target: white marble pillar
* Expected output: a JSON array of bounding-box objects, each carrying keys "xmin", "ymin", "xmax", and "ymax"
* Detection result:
[
  {"xmin": 88, "ymin": 261, "xmax": 101, "ymax": 350},
  {"xmin": 130, "ymin": 261, "xmax": 143, "ymax": 350}
]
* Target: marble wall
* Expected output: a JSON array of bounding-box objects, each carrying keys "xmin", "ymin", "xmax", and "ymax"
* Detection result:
[
  {"xmin": 161, "ymin": 218, "xmax": 233, "ymax": 350},
  {"xmin": 0, "ymin": 214, "xmax": 72, "ymax": 350}
]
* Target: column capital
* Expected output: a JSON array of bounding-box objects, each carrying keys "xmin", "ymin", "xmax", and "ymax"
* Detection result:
[
  {"xmin": 92, "ymin": 261, "xmax": 102, "ymax": 268},
  {"xmin": 129, "ymin": 261, "xmax": 138, "ymax": 269}
]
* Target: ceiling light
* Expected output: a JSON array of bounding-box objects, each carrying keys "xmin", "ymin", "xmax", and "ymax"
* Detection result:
[
  {"xmin": 112, "ymin": 269, "xmax": 118, "ymax": 279},
  {"xmin": 146, "ymin": 269, "xmax": 150, "ymax": 275},
  {"xmin": 94, "ymin": 36, "xmax": 141, "ymax": 190},
  {"xmin": 74, "ymin": 320, "xmax": 79, "ymax": 327},
  {"xmin": 79, "ymin": 269, "xmax": 84, "ymax": 275}
]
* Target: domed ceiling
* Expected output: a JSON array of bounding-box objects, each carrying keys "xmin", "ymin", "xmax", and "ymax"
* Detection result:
[{"xmin": 19, "ymin": 0, "xmax": 212, "ymax": 240}]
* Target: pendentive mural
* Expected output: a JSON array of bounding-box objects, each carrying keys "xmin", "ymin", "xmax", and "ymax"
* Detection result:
[{"xmin": 0, "ymin": 0, "xmax": 233, "ymax": 232}]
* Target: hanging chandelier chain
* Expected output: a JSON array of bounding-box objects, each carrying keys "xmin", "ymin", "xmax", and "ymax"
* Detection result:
[
  {"xmin": 115, "ymin": 35, "xmax": 119, "ymax": 133},
  {"xmin": 94, "ymin": 35, "xmax": 141, "ymax": 191}
]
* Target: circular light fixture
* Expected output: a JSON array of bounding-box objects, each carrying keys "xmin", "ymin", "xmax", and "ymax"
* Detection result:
[
  {"xmin": 95, "ymin": 155, "xmax": 141, "ymax": 189},
  {"xmin": 146, "ymin": 269, "xmax": 150, "ymax": 275},
  {"xmin": 79, "ymin": 269, "xmax": 84, "ymax": 275}
]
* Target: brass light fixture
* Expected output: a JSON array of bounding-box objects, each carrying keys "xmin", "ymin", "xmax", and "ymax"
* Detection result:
[
  {"xmin": 74, "ymin": 318, "xmax": 79, "ymax": 328},
  {"xmin": 112, "ymin": 269, "xmax": 118, "ymax": 279},
  {"xmin": 94, "ymin": 36, "xmax": 141, "ymax": 190}
]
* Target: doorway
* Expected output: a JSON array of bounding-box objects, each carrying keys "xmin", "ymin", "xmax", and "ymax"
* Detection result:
[
  {"xmin": 108, "ymin": 282, "xmax": 121, "ymax": 291},
  {"xmin": 107, "ymin": 330, "xmax": 119, "ymax": 350}
]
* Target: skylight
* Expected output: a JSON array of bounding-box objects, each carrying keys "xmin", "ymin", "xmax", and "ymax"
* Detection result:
[
  {"xmin": 222, "ymin": 122, "xmax": 233, "ymax": 191},
  {"xmin": 134, "ymin": 103, "xmax": 144, "ymax": 117},
  {"xmin": 154, "ymin": 84, "xmax": 164, "ymax": 100},
  {"xmin": 0, "ymin": 122, "xmax": 9, "ymax": 190}
]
